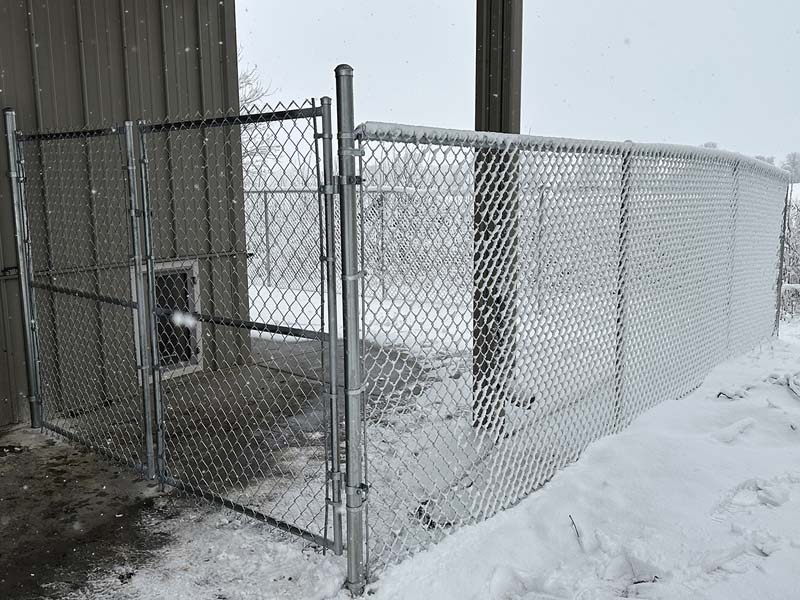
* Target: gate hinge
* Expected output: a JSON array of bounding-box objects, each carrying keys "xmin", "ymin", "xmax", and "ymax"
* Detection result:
[
  {"xmin": 328, "ymin": 469, "xmax": 344, "ymax": 487},
  {"xmin": 318, "ymin": 183, "xmax": 336, "ymax": 195},
  {"xmin": 345, "ymin": 481, "xmax": 369, "ymax": 501},
  {"xmin": 342, "ymin": 270, "xmax": 367, "ymax": 282},
  {"xmin": 335, "ymin": 174, "xmax": 362, "ymax": 187},
  {"xmin": 355, "ymin": 482, "xmax": 369, "ymax": 500},
  {"xmin": 339, "ymin": 147, "xmax": 364, "ymax": 157},
  {"xmin": 327, "ymin": 470, "xmax": 344, "ymax": 507}
]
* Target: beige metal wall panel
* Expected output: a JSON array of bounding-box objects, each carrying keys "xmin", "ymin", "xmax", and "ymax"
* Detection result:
[{"xmin": 0, "ymin": 0, "xmax": 241, "ymax": 426}]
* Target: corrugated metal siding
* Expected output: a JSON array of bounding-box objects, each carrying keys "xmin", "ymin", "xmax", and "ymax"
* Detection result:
[{"xmin": 0, "ymin": 0, "xmax": 240, "ymax": 426}]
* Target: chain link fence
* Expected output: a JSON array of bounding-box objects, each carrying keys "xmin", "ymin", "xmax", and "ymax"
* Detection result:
[
  {"xmin": 137, "ymin": 100, "xmax": 339, "ymax": 547},
  {"xmin": 4, "ymin": 75, "xmax": 792, "ymax": 594},
  {"xmin": 354, "ymin": 122, "xmax": 790, "ymax": 572},
  {"xmin": 15, "ymin": 126, "xmax": 149, "ymax": 470},
  {"xmin": 6, "ymin": 99, "xmax": 344, "ymax": 552}
]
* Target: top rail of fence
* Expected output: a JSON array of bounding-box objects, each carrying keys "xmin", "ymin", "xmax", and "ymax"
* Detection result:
[
  {"xmin": 356, "ymin": 121, "xmax": 792, "ymax": 182},
  {"xmin": 12, "ymin": 101, "xmax": 325, "ymax": 141},
  {"xmin": 16, "ymin": 125, "xmax": 123, "ymax": 142},
  {"xmin": 140, "ymin": 104, "xmax": 324, "ymax": 133}
]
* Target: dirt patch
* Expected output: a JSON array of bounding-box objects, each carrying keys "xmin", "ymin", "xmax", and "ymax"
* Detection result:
[{"xmin": 0, "ymin": 425, "xmax": 176, "ymax": 599}]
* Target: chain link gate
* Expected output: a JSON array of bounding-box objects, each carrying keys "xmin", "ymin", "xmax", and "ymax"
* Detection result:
[
  {"xmin": 137, "ymin": 100, "xmax": 342, "ymax": 549},
  {"xmin": 5, "ymin": 119, "xmax": 155, "ymax": 472},
  {"xmin": 5, "ymin": 98, "xmax": 345, "ymax": 555}
]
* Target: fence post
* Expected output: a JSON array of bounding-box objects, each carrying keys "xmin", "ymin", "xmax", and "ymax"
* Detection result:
[
  {"xmin": 335, "ymin": 64, "xmax": 367, "ymax": 595},
  {"xmin": 379, "ymin": 192, "xmax": 386, "ymax": 300},
  {"xmin": 613, "ymin": 145, "xmax": 633, "ymax": 431},
  {"xmin": 124, "ymin": 121, "xmax": 155, "ymax": 479},
  {"xmin": 320, "ymin": 95, "xmax": 344, "ymax": 555},
  {"xmin": 775, "ymin": 182, "xmax": 791, "ymax": 334},
  {"xmin": 4, "ymin": 108, "xmax": 42, "ymax": 428},
  {"xmin": 137, "ymin": 122, "xmax": 165, "ymax": 482},
  {"xmin": 263, "ymin": 191, "xmax": 272, "ymax": 286}
]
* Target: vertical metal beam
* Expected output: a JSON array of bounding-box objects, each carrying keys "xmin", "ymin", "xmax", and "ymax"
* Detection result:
[
  {"xmin": 263, "ymin": 191, "xmax": 272, "ymax": 286},
  {"xmin": 613, "ymin": 147, "xmax": 633, "ymax": 430},
  {"xmin": 473, "ymin": 0, "xmax": 523, "ymax": 432},
  {"xmin": 138, "ymin": 123, "xmax": 165, "ymax": 482},
  {"xmin": 124, "ymin": 121, "xmax": 155, "ymax": 478},
  {"xmin": 475, "ymin": 0, "xmax": 523, "ymax": 133},
  {"xmin": 775, "ymin": 181, "xmax": 791, "ymax": 334},
  {"xmin": 379, "ymin": 193, "xmax": 386, "ymax": 300},
  {"xmin": 320, "ymin": 95, "xmax": 343, "ymax": 555},
  {"xmin": 4, "ymin": 108, "xmax": 41, "ymax": 428},
  {"xmin": 725, "ymin": 161, "xmax": 740, "ymax": 354},
  {"xmin": 335, "ymin": 64, "xmax": 366, "ymax": 595}
]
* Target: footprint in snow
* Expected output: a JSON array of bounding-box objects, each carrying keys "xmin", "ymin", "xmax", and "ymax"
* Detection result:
[
  {"xmin": 712, "ymin": 475, "xmax": 796, "ymax": 521},
  {"xmin": 711, "ymin": 417, "xmax": 756, "ymax": 444}
]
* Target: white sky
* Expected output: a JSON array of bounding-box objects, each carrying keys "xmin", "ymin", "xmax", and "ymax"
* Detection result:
[{"xmin": 236, "ymin": 0, "xmax": 799, "ymax": 161}]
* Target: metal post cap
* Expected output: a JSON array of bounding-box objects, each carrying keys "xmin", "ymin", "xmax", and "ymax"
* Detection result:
[{"xmin": 335, "ymin": 64, "xmax": 353, "ymax": 76}]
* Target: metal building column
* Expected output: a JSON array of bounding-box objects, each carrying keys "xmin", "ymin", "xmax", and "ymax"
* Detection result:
[{"xmin": 473, "ymin": 0, "xmax": 524, "ymax": 431}]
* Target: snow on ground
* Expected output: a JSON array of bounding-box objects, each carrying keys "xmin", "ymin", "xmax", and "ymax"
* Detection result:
[
  {"xmin": 372, "ymin": 321, "xmax": 800, "ymax": 600},
  {"xmin": 66, "ymin": 503, "xmax": 346, "ymax": 600},
  {"xmin": 72, "ymin": 321, "xmax": 800, "ymax": 599}
]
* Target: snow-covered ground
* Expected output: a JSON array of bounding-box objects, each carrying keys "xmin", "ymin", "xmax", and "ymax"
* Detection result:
[
  {"xmin": 70, "ymin": 321, "xmax": 800, "ymax": 599},
  {"xmin": 373, "ymin": 321, "xmax": 800, "ymax": 600}
]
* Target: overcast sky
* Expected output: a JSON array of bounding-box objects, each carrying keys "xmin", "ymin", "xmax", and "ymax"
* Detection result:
[{"xmin": 236, "ymin": 0, "xmax": 799, "ymax": 161}]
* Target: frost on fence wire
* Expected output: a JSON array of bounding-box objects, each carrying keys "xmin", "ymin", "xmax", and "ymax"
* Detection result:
[
  {"xmin": 18, "ymin": 129, "xmax": 147, "ymax": 470},
  {"xmin": 354, "ymin": 122, "xmax": 789, "ymax": 569},
  {"xmin": 140, "ymin": 100, "xmax": 334, "ymax": 544}
]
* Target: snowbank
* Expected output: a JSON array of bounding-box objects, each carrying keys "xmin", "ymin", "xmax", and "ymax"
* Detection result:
[
  {"xmin": 71, "ymin": 323, "xmax": 800, "ymax": 599},
  {"xmin": 372, "ymin": 323, "xmax": 800, "ymax": 600}
]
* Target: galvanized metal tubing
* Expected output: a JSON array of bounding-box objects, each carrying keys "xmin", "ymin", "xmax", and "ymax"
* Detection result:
[
  {"xmin": 124, "ymin": 121, "xmax": 156, "ymax": 478},
  {"xmin": 336, "ymin": 63, "xmax": 367, "ymax": 595},
  {"xmin": 3, "ymin": 108, "xmax": 41, "ymax": 428},
  {"xmin": 4, "ymin": 63, "xmax": 792, "ymax": 597},
  {"xmin": 320, "ymin": 96, "xmax": 344, "ymax": 556}
]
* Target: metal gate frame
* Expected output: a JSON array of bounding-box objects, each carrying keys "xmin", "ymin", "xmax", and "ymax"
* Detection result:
[
  {"xmin": 4, "ymin": 111, "xmax": 155, "ymax": 474},
  {"xmin": 3, "ymin": 96, "xmax": 358, "ymax": 568},
  {"xmin": 135, "ymin": 99, "xmax": 343, "ymax": 551},
  {"xmin": 4, "ymin": 67, "xmax": 369, "ymax": 594}
]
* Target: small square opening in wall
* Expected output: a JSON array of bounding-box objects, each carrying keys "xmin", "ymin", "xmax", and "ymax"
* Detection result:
[
  {"xmin": 136, "ymin": 259, "xmax": 203, "ymax": 378},
  {"xmin": 156, "ymin": 270, "xmax": 196, "ymax": 367}
]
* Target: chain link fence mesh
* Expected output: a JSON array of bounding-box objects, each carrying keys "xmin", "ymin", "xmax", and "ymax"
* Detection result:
[
  {"xmin": 10, "ymin": 103, "xmax": 792, "ymax": 584},
  {"xmin": 18, "ymin": 128, "xmax": 147, "ymax": 470},
  {"xmin": 354, "ymin": 122, "xmax": 790, "ymax": 571},
  {"xmin": 139, "ymin": 100, "xmax": 337, "ymax": 546}
]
